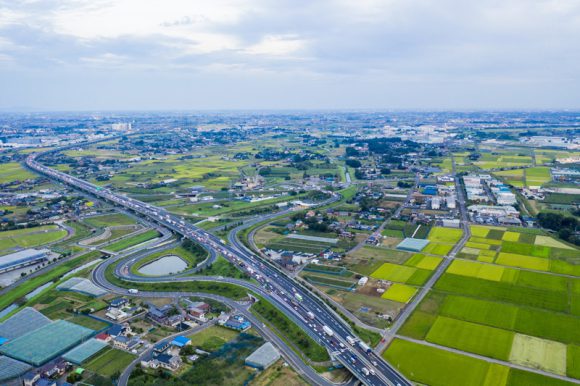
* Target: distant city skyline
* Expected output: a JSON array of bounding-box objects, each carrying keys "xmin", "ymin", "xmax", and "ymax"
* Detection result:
[{"xmin": 1, "ymin": 0, "xmax": 579, "ymax": 111}]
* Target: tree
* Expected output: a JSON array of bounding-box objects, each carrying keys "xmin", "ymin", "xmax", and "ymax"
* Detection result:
[{"xmin": 345, "ymin": 159, "xmax": 361, "ymax": 168}]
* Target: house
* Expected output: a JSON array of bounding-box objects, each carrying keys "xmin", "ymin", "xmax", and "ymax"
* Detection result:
[
  {"xmin": 166, "ymin": 314, "xmax": 184, "ymax": 327},
  {"xmin": 147, "ymin": 303, "xmax": 177, "ymax": 325},
  {"xmin": 222, "ymin": 315, "xmax": 251, "ymax": 331},
  {"xmin": 23, "ymin": 372, "xmax": 40, "ymax": 386},
  {"xmin": 106, "ymin": 308, "xmax": 128, "ymax": 321},
  {"xmin": 153, "ymin": 341, "xmax": 170, "ymax": 355},
  {"xmin": 40, "ymin": 361, "xmax": 70, "ymax": 379},
  {"xmin": 156, "ymin": 354, "xmax": 182, "ymax": 371},
  {"xmin": 113, "ymin": 336, "xmax": 130, "ymax": 349},
  {"xmin": 107, "ymin": 324, "xmax": 129, "ymax": 337},
  {"xmin": 109, "ymin": 297, "xmax": 128, "ymax": 308},
  {"xmin": 113, "ymin": 336, "xmax": 140, "ymax": 351},
  {"xmin": 185, "ymin": 301, "xmax": 210, "ymax": 322}
]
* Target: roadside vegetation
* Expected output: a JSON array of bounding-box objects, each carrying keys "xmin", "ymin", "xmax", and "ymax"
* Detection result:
[{"xmin": 251, "ymin": 296, "xmax": 330, "ymax": 363}]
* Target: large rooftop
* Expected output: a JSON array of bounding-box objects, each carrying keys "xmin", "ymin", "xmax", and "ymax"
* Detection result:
[{"xmin": 0, "ymin": 248, "xmax": 50, "ymax": 270}]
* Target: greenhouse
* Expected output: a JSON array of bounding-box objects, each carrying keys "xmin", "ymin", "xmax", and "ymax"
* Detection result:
[{"xmin": 0, "ymin": 320, "xmax": 94, "ymax": 366}]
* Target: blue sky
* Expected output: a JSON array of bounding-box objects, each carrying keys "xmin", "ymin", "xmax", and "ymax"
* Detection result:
[{"xmin": 0, "ymin": 0, "xmax": 579, "ymax": 110}]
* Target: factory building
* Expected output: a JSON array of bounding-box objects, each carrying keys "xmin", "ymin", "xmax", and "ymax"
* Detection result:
[{"xmin": 0, "ymin": 248, "xmax": 50, "ymax": 273}]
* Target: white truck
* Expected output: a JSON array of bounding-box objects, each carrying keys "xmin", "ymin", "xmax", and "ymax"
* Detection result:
[
  {"xmin": 346, "ymin": 336, "xmax": 357, "ymax": 345},
  {"xmin": 322, "ymin": 325, "xmax": 334, "ymax": 336},
  {"xmin": 361, "ymin": 368, "xmax": 370, "ymax": 376},
  {"xmin": 128, "ymin": 289, "xmax": 139, "ymax": 294},
  {"xmin": 358, "ymin": 341, "xmax": 372, "ymax": 354},
  {"xmin": 306, "ymin": 311, "xmax": 315, "ymax": 320}
]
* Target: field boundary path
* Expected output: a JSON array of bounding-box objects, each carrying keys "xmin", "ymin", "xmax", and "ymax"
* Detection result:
[{"xmin": 378, "ymin": 156, "xmax": 471, "ymax": 352}]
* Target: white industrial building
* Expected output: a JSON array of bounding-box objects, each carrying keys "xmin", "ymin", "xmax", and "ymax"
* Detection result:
[{"xmin": 0, "ymin": 248, "xmax": 50, "ymax": 273}]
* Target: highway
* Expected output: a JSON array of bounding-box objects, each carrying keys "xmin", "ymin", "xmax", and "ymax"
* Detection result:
[{"xmin": 26, "ymin": 149, "xmax": 411, "ymax": 386}]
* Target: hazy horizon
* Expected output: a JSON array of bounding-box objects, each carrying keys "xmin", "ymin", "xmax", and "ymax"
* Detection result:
[{"xmin": 1, "ymin": 0, "xmax": 579, "ymax": 111}]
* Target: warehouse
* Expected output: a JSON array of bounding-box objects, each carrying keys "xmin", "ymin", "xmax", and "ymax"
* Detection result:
[
  {"xmin": 0, "ymin": 248, "xmax": 50, "ymax": 273},
  {"xmin": 245, "ymin": 342, "xmax": 280, "ymax": 370}
]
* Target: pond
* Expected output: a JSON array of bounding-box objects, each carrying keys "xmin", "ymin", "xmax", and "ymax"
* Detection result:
[{"xmin": 138, "ymin": 255, "xmax": 188, "ymax": 276}]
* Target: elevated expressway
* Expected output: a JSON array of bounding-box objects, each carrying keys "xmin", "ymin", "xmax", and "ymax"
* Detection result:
[{"xmin": 26, "ymin": 149, "xmax": 411, "ymax": 386}]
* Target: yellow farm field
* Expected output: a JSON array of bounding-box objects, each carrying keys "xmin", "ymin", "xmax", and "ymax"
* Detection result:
[
  {"xmin": 509, "ymin": 334, "xmax": 567, "ymax": 376},
  {"xmin": 447, "ymin": 260, "xmax": 505, "ymax": 282},
  {"xmin": 381, "ymin": 283, "xmax": 417, "ymax": 303},
  {"xmin": 496, "ymin": 253, "xmax": 550, "ymax": 272},
  {"xmin": 535, "ymin": 236, "xmax": 576, "ymax": 250}
]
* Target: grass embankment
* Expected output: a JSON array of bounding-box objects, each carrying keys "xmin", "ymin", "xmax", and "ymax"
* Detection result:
[
  {"xmin": 105, "ymin": 262, "xmax": 248, "ymax": 300},
  {"xmin": 0, "ymin": 250, "xmax": 102, "ymax": 315},
  {"xmin": 106, "ymin": 229, "xmax": 160, "ymax": 252},
  {"xmin": 251, "ymin": 297, "xmax": 330, "ymax": 362}
]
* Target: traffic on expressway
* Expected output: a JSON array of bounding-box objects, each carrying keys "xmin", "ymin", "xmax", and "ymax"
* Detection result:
[{"xmin": 26, "ymin": 151, "xmax": 411, "ymax": 386}]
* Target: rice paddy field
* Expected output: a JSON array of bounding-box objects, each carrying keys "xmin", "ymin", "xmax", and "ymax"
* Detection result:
[
  {"xmin": 388, "ymin": 225, "xmax": 580, "ymax": 385},
  {"xmin": 458, "ymin": 225, "xmax": 580, "ymax": 276},
  {"xmin": 0, "ymin": 162, "xmax": 37, "ymax": 184},
  {"xmin": 494, "ymin": 167, "xmax": 552, "ymax": 188},
  {"xmin": 474, "ymin": 152, "xmax": 533, "ymax": 170}
]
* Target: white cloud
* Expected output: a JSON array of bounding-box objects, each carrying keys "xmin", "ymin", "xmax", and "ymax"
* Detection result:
[{"xmin": 0, "ymin": 0, "xmax": 579, "ymax": 109}]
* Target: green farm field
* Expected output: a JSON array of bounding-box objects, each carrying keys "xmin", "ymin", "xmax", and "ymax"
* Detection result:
[
  {"xmin": 384, "ymin": 338, "xmax": 576, "ymax": 386},
  {"xmin": 0, "ymin": 162, "xmax": 37, "ymax": 183},
  {"xmin": 396, "ymin": 258, "xmax": 580, "ymax": 380},
  {"xmin": 85, "ymin": 348, "xmax": 136, "ymax": 376},
  {"xmin": 187, "ymin": 325, "xmax": 239, "ymax": 351}
]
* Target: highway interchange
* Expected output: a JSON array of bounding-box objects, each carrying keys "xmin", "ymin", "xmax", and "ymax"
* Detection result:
[{"xmin": 26, "ymin": 148, "xmax": 411, "ymax": 386}]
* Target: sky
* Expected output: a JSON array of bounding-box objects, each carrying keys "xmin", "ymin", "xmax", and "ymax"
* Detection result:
[{"xmin": 0, "ymin": 0, "xmax": 579, "ymax": 111}]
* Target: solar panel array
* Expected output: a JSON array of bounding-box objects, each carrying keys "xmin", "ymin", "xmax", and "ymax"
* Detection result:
[
  {"xmin": 0, "ymin": 307, "xmax": 51, "ymax": 340},
  {"xmin": 0, "ymin": 320, "xmax": 94, "ymax": 366},
  {"xmin": 62, "ymin": 338, "xmax": 108, "ymax": 364},
  {"xmin": 57, "ymin": 277, "xmax": 107, "ymax": 297},
  {"xmin": 0, "ymin": 355, "xmax": 32, "ymax": 382}
]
